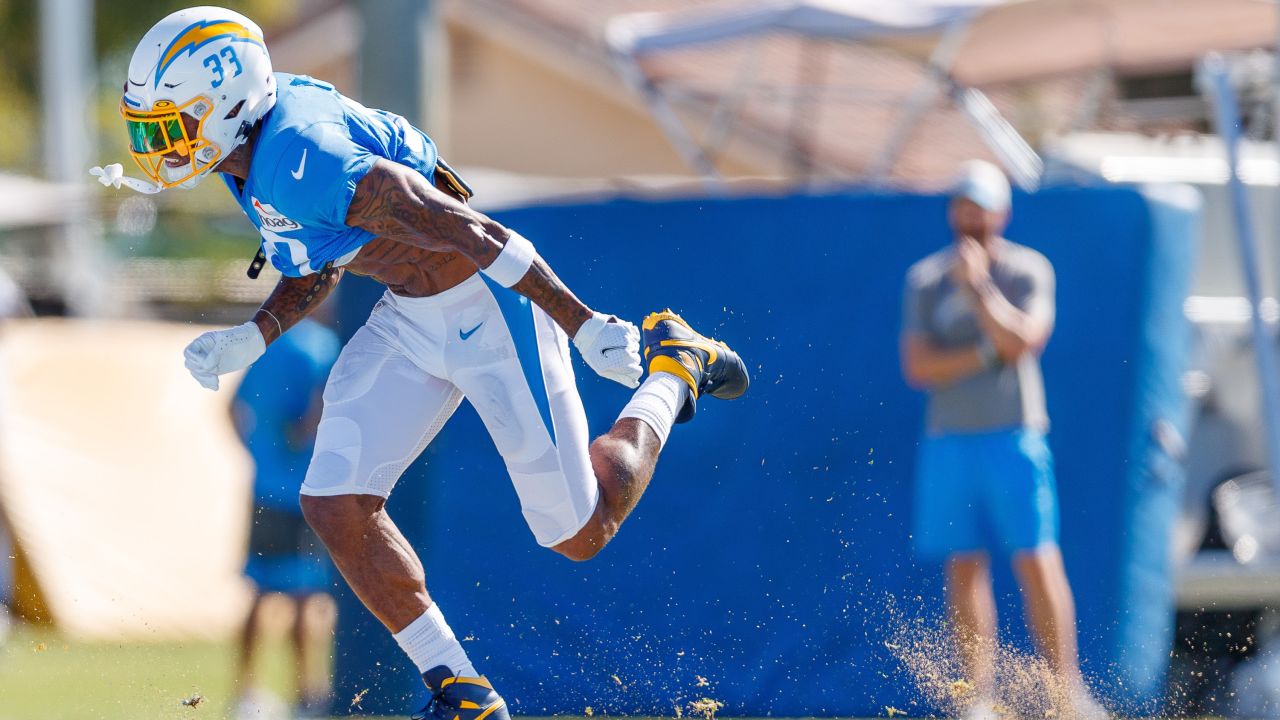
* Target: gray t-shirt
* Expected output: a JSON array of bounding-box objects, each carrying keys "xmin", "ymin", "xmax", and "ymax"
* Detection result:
[{"xmin": 902, "ymin": 240, "xmax": 1055, "ymax": 435}]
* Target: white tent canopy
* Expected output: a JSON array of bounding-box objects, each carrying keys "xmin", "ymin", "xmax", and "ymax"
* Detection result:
[
  {"xmin": 605, "ymin": 0, "xmax": 1278, "ymax": 187},
  {"xmin": 605, "ymin": 0, "xmax": 1040, "ymax": 187},
  {"xmin": 607, "ymin": 0, "xmax": 1006, "ymax": 57}
]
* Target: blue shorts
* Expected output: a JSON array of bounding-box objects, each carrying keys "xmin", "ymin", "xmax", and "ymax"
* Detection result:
[
  {"xmin": 244, "ymin": 505, "xmax": 330, "ymax": 595},
  {"xmin": 912, "ymin": 428, "xmax": 1059, "ymax": 560}
]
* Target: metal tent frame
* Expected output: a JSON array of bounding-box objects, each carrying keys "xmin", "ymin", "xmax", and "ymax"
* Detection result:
[{"xmin": 604, "ymin": 0, "xmax": 1043, "ymax": 189}]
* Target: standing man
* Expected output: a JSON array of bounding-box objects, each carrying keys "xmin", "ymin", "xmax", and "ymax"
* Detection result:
[
  {"xmin": 231, "ymin": 316, "xmax": 340, "ymax": 719},
  {"xmin": 900, "ymin": 161, "xmax": 1103, "ymax": 719},
  {"xmin": 95, "ymin": 7, "xmax": 747, "ymax": 720}
]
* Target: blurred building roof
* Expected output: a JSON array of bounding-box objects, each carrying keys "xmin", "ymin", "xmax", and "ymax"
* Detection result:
[
  {"xmin": 447, "ymin": 0, "xmax": 1280, "ymax": 185},
  {"xmin": 249, "ymin": 0, "xmax": 1280, "ymax": 186}
]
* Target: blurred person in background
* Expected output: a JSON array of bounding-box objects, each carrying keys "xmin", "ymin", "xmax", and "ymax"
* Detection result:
[
  {"xmin": 900, "ymin": 161, "xmax": 1104, "ymax": 720},
  {"xmin": 231, "ymin": 315, "xmax": 340, "ymax": 719}
]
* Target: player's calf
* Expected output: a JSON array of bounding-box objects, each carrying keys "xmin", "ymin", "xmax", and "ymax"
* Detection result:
[{"xmin": 551, "ymin": 311, "xmax": 749, "ymax": 562}]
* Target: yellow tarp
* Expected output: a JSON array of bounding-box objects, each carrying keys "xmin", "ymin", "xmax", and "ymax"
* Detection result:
[{"xmin": 0, "ymin": 319, "xmax": 254, "ymax": 640}]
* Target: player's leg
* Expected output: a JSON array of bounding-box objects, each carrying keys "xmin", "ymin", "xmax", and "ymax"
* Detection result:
[
  {"xmin": 298, "ymin": 319, "xmax": 462, "ymax": 626},
  {"xmin": 451, "ymin": 282, "xmax": 746, "ymax": 559},
  {"xmin": 555, "ymin": 310, "xmax": 749, "ymax": 559},
  {"xmin": 298, "ymin": 316, "xmax": 508, "ymax": 720}
]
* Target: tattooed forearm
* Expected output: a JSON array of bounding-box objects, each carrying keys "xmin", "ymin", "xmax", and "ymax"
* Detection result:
[
  {"xmin": 347, "ymin": 159, "xmax": 593, "ymax": 336},
  {"xmin": 252, "ymin": 267, "xmax": 344, "ymax": 344},
  {"xmin": 513, "ymin": 258, "xmax": 592, "ymax": 336}
]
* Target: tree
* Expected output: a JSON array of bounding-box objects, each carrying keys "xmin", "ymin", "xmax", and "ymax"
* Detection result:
[{"xmin": 0, "ymin": 0, "xmax": 295, "ymax": 174}]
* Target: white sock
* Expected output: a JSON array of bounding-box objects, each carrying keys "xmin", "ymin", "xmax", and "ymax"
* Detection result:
[
  {"xmin": 392, "ymin": 604, "xmax": 477, "ymax": 677},
  {"xmin": 618, "ymin": 372, "xmax": 687, "ymax": 447}
]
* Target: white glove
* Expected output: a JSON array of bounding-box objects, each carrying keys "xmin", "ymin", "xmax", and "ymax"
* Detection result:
[
  {"xmin": 182, "ymin": 322, "xmax": 266, "ymax": 391},
  {"xmin": 573, "ymin": 312, "xmax": 643, "ymax": 388}
]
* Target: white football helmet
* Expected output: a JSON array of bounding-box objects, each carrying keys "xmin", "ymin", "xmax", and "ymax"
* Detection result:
[{"xmin": 120, "ymin": 6, "xmax": 276, "ymax": 189}]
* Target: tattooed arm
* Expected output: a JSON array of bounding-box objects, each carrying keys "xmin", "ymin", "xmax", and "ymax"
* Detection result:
[
  {"xmin": 250, "ymin": 269, "xmax": 344, "ymax": 345},
  {"xmin": 345, "ymin": 159, "xmax": 593, "ymax": 336}
]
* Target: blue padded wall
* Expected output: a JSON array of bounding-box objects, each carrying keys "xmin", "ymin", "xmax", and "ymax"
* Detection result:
[{"xmin": 330, "ymin": 186, "xmax": 1196, "ymax": 716}]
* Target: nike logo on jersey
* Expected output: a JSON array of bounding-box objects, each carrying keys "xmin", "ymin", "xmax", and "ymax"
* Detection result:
[
  {"xmin": 459, "ymin": 322, "xmax": 483, "ymax": 341},
  {"xmin": 291, "ymin": 149, "xmax": 307, "ymax": 180}
]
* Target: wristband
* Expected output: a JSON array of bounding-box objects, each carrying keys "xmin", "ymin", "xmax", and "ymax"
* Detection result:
[{"xmin": 481, "ymin": 231, "xmax": 538, "ymax": 287}]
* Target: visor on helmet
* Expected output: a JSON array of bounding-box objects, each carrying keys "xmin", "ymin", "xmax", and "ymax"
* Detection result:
[
  {"xmin": 125, "ymin": 115, "xmax": 184, "ymax": 154},
  {"xmin": 120, "ymin": 97, "xmax": 220, "ymax": 189}
]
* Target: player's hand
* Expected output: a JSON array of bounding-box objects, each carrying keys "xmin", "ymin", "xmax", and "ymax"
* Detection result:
[
  {"xmin": 182, "ymin": 321, "xmax": 267, "ymax": 391},
  {"xmin": 572, "ymin": 312, "xmax": 643, "ymax": 388}
]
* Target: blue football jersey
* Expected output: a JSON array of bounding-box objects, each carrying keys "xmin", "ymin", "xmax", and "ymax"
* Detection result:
[{"xmin": 224, "ymin": 73, "xmax": 440, "ymax": 277}]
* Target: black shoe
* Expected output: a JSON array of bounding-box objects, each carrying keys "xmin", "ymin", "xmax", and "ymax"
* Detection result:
[
  {"xmin": 412, "ymin": 666, "xmax": 510, "ymax": 720},
  {"xmin": 641, "ymin": 309, "xmax": 749, "ymax": 423}
]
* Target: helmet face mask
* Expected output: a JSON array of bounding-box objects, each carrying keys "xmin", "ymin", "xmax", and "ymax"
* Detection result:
[
  {"xmin": 120, "ymin": 7, "xmax": 275, "ymax": 190},
  {"xmin": 121, "ymin": 95, "xmax": 221, "ymax": 188}
]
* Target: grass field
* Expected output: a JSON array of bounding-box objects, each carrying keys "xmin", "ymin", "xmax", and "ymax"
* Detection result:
[
  {"xmin": 0, "ymin": 622, "xmax": 732, "ymax": 720},
  {"xmin": 0, "ymin": 621, "xmax": 345, "ymax": 720}
]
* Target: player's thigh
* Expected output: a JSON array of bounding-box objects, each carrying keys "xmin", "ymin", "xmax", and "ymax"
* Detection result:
[
  {"xmin": 301, "ymin": 325, "xmax": 462, "ymax": 499},
  {"xmin": 448, "ymin": 280, "xmax": 598, "ymax": 548},
  {"xmin": 913, "ymin": 433, "xmax": 983, "ymax": 560},
  {"xmin": 982, "ymin": 429, "xmax": 1059, "ymax": 554}
]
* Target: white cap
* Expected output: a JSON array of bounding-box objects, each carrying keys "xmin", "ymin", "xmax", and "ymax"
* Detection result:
[{"xmin": 950, "ymin": 160, "xmax": 1011, "ymax": 213}]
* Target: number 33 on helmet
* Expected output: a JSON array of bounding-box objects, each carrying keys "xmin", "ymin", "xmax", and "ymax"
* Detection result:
[{"xmin": 119, "ymin": 6, "xmax": 276, "ymax": 190}]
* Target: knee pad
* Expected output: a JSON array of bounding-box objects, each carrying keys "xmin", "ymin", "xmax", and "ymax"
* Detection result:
[{"xmin": 300, "ymin": 417, "xmax": 372, "ymax": 497}]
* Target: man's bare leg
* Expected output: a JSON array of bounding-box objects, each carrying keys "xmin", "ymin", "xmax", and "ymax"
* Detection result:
[
  {"xmin": 300, "ymin": 494, "xmax": 430, "ymax": 632},
  {"xmin": 1013, "ymin": 547, "xmax": 1080, "ymax": 677},
  {"xmin": 300, "ymin": 493, "xmax": 480, "ymax": 682},
  {"xmin": 947, "ymin": 552, "xmax": 997, "ymax": 693},
  {"xmin": 291, "ymin": 593, "xmax": 333, "ymax": 709},
  {"xmin": 551, "ymin": 309, "xmax": 748, "ymax": 561},
  {"xmin": 1013, "ymin": 548, "xmax": 1108, "ymax": 718},
  {"xmin": 551, "ymin": 418, "xmax": 662, "ymax": 561}
]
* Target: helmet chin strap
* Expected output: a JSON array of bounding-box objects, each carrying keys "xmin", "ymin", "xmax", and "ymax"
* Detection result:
[{"xmin": 88, "ymin": 163, "xmax": 163, "ymax": 194}]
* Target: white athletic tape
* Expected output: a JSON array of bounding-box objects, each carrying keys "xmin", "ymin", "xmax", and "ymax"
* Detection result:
[{"xmin": 482, "ymin": 231, "xmax": 538, "ymax": 287}]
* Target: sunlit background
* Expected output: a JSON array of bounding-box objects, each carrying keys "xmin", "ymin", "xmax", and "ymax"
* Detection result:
[{"xmin": 3, "ymin": 1, "xmax": 1280, "ymax": 719}]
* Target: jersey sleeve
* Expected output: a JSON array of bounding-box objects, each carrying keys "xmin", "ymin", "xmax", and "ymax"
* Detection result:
[
  {"xmin": 265, "ymin": 121, "xmax": 379, "ymax": 231},
  {"xmin": 901, "ymin": 264, "xmax": 931, "ymax": 336}
]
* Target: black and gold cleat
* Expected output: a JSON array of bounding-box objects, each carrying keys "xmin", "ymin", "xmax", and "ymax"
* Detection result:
[
  {"xmin": 642, "ymin": 309, "xmax": 749, "ymax": 424},
  {"xmin": 413, "ymin": 666, "xmax": 510, "ymax": 720}
]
